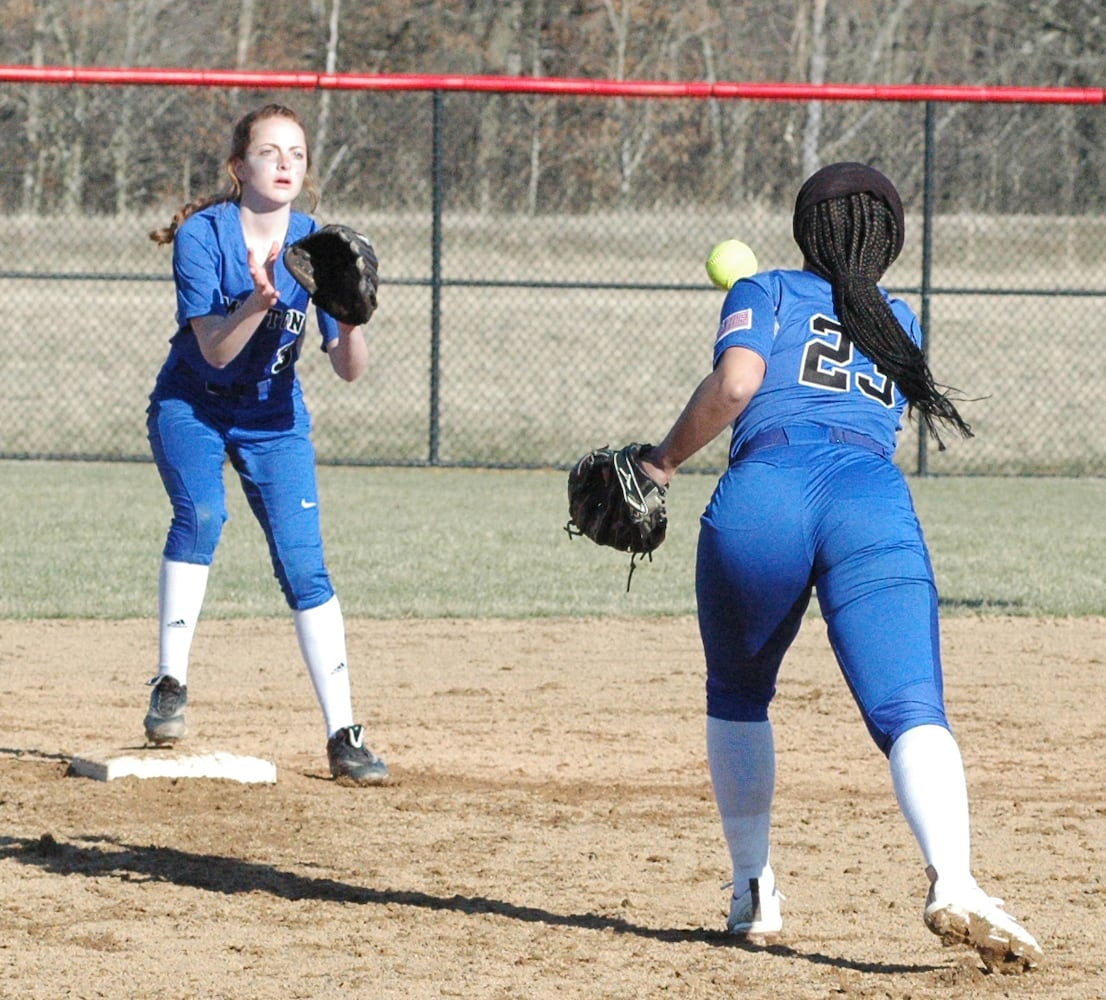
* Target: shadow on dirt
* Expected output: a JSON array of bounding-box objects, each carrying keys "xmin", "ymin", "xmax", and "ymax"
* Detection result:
[{"xmin": 0, "ymin": 832, "xmax": 941, "ymax": 975}]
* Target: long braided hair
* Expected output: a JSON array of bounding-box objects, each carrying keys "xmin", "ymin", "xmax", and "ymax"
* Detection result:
[{"xmin": 793, "ymin": 176, "xmax": 972, "ymax": 449}]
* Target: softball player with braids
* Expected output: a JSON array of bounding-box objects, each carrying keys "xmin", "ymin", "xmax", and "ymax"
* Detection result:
[
  {"xmin": 143, "ymin": 104, "xmax": 388, "ymax": 785},
  {"xmin": 638, "ymin": 163, "xmax": 1041, "ymax": 969}
]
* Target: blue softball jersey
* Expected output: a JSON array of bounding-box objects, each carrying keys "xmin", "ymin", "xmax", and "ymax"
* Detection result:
[
  {"xmin": 715, "ymin": 268, "xmax": 918, "ymax": 461},
  {"xmin": 165, "ymin": 201, "xmax": 340, "ymax": 396}
]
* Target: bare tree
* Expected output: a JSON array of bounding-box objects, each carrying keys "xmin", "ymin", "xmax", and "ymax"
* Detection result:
[
  {"xmin": 20, "ymin": 2, "xmax": 51, "ymax": 213},
  {"xmin": 236, "ymin": 0, "xmax": 256, "ymax": 68},
  {"xmin": 524, "ymin": 0, "xmax": 548, "ymax": 215},
  {"xmin": 314, "ymin": 0, "xmax": 349, "ymax": 204},
  {"xmin": 48, "ymin": 0, "xmax": 97, "ymax": 214},
  {"xmin": 111, "ymin": 0, "xmax": 176, "ymax": 215},
  {"xmin": 799, "ymin": 0, "xmax": 827, "ymax": 179},
  {"xmin": 601, "ymin": 0, "xmax": 669, "ymax": 203},
  {"xmin": 471, "ymin": 0, "xmax": 524, "ymax": 213}
]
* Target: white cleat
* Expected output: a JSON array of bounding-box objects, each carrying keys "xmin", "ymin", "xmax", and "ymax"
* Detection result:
[
  {"xmin": 726, "ymin": 870, "xmax": 784, "ymax": 943},
  {"xmin": 924, "ymin": 879, "xmax": 1043, "ymax": 972}
]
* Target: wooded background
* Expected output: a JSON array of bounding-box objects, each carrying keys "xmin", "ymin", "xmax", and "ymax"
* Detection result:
[{"xmin": 3, "ymin": 1, "xmax": 1104, "ymax": 216}]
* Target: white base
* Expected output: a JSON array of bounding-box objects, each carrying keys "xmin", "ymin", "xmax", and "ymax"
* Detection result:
[{"xmin": 68, "ymin": 747, "xmax": 277, "ymax": 784}]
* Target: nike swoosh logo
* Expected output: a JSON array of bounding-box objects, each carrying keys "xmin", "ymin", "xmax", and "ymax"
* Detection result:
[{"xmin": 301, "ymin": 499, "xmax": 318, "ymax": 509}]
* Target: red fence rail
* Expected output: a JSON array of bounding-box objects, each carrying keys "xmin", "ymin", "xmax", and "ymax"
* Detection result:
[{"xmin": 1, "ymin": 64, "xmax": 1103, "ymax": 104}]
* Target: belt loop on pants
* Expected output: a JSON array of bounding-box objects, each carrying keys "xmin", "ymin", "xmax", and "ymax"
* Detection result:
[{"xmin": 735, "ymin": 426, "xmax": 890, "ymax": 461}]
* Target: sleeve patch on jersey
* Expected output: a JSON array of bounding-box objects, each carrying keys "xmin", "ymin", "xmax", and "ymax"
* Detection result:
[{"xmin": 715, "ymin": 308, "xmax": 752, "ymax": 342}]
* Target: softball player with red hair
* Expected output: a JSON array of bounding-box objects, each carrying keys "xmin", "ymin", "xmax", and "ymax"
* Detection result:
[{"xmin": 143, "ymin": 104, "xmax": 388, "ymax": 785}]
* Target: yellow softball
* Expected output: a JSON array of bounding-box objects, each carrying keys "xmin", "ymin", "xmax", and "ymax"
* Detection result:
[{"xmin": 705, "ymin": 239, "xmax": 758, "ymax": 290}]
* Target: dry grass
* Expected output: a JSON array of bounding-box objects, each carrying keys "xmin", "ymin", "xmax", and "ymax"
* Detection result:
[{"xmin": 1, "ymin": 209, "xmax": 1103, "ymax": 473}]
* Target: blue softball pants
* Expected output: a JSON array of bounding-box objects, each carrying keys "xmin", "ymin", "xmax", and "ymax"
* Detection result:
[
  {"xmin": 147, "ymin": 385, "xmax": 334, "ymax": 612},
  {"xmin": 696, "ymin": 442, "xmax": 949, "ymax": 755}
]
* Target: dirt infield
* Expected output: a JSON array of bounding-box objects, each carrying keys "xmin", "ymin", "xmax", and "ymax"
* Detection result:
[{"xmin": 1, "ymin": 615, "xmax": 1103, "ymax": 999}]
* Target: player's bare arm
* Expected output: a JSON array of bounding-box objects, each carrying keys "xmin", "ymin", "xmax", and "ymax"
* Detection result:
[
  {"xmin": 192, "ymin": 242, "xmax": 281, "ymax": 369},
  {"xmin": 326, "ymin": 322, "xmax": 369, "ymax": 382},
  {"xmin": 642, "ymin": 346, "xmax": 766, "ymax": 484}
]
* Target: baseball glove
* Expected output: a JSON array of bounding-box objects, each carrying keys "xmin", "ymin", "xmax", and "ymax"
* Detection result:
[
  {"xmin": 284, "ymin": 224, "xmax": 379, "ymax": 326},
  {"xmin": 565, "ymin": 443, "xmax": 667, "ymax": 588}
]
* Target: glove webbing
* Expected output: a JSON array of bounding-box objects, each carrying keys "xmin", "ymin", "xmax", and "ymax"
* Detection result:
[{"xmin": 564, "ymin": 521, "xmax": 654, "ymax": 592}]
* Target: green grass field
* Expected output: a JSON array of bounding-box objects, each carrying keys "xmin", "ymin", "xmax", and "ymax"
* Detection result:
[{"xmin": 1, "ymin": 459, "xmax": 1103, "ymax": 620}]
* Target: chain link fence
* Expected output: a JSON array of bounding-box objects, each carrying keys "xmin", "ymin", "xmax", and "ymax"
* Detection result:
[{"xmin": 2, "ymin": 82, "xmax": 1104, "ymax": 476}]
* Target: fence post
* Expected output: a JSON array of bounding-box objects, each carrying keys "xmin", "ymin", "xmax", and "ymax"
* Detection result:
[
  {"xmin": 917, "ymin": 100, "xmax": 936, "ymax": 476},
  {"xmin": 428, "ymin": 89, "xmax": 444, "ymax": 465}
]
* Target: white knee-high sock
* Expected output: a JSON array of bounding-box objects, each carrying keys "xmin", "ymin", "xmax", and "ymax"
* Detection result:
[
  {"xmin": 293, "ymin": 595, "xmax": 355, "ymax": 738},
  {"xmin": 707, "ymin": 717, "xmax": 776, "ymax": 884},
  {"xmin": 158, "ymin": 558, "xmax": 210, "ymax": 683},
  {"xmin": 890, "ymin": 724, "xmax": 975, "ymax": 891}
]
